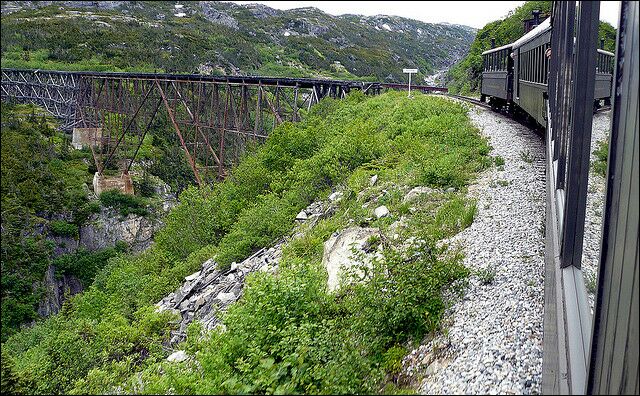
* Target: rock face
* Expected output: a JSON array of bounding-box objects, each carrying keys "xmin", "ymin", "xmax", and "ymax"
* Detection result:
[
  {"xmin": 156, "ymin": 245, "xmax": 283, "ymax": 344},
  {"xmin": 200, "ymin": 2, "xmax": 238, "ymax": 29},
  {"xmin": 79, "ymin": 207, "xmax": 160, "ymax": 253},
  {"xmin": 322, "ymin": 227, "xmax": 381, "ymax": 292},
  {"xmin": 39, "ymin": 188, "xmax": 176, "ymax": 317},
  {"xmin": 36, "ymin": 264, "xmax": 83, "ymax": 317},
  {"xmin": 156, "ymin": 198, "xmax": 332, "ymax": 344}
]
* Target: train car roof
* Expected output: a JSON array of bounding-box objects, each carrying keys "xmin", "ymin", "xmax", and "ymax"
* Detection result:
[
  {"xmin": 482, "ymin": 43, "xmax": 513, "ymax": 55},
  {"xmin": 511, "ymin": 17, "xmax": 551, "ymax": 49}
]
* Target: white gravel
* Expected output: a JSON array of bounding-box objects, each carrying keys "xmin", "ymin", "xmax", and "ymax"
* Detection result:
[
  {"xmin": 581, "ymin": 110, "xmax": 611, "ymax": 311},
  {"xmin": 402, "ymin": 104, "xmax": 546, "ymax": 395}
]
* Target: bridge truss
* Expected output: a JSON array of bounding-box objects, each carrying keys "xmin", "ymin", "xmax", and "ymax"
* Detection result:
[{"xmin": 1, "ymin": 69, "xmax": 384, "ymax": 183}]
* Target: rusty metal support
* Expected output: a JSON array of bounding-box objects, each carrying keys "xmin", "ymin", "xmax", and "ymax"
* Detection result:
[{"xmin": 156, "ymin": 80, "xmax": 203, "ymax": 185}]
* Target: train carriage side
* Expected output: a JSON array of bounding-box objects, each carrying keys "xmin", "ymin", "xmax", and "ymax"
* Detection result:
[
  {"xmin": 594, "ymin": 48, "xmax": 614, "ymax": 105},
  {"xmin": 512, "ymin": 18, "xmax": 552, "ymax": 127},
  {"xmin": 481, "ymin": 44, "xmax": 513, "ymax": 108}
]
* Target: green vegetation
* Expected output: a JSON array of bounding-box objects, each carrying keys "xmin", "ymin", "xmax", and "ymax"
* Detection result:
[
  {"xmin": 99, "ymin": 190, "xmax": 150, "ymax": 217},
  {"xmin": 53, "ymin": 242, "xmax": 128, "ymax": 287},
  {"xmin": 2, "ymin": 92, "xmax": 490, "ymax": 394},
  {"xmin": 0, "ymin": 2, "xmax": 474, "ymax": 82},
  {"xmin": 48, "ymin": 220, "xmax": 79, "ymax": 238},
  {"xmin": 446, "ymin": 1, "xmax": 617, "ymax": 94},
  {"xmin": 475, "ymin": 266, "xmax": 497, "ymax": 285},
  {"xmin": 592, "ymin": 139, "xmax": 609, "ymax": 177},
  {"xmin": 0, "ymin": 104, "xmax": 159, "ymax": 341},
  {"xmin": 520, "ymin": 149, "xmax": 534, "ymax": 163},
  {"xmin": 1, "ymin": 104, "xmax": 95, "ymax": 340}
]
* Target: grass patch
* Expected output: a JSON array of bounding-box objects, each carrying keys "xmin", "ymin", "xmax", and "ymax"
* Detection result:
[
  {"xmin": 592, "ymin": 139, "xmax": 609, "ymax": 178},
  {"xmin": 519, "ymin": 150, "xmax": 534, "ymax": 163}
]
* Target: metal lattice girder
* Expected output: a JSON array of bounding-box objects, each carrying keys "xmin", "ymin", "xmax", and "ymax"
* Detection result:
[{"xmin": 2, "ymin": 68, "xmax": 443, "ymax": 183}]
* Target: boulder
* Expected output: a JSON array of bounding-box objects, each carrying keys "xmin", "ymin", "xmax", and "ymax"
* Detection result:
[
  {"xmin": 185, "ymin": 271, "xmax": 200, "ymax": 282},
  {"xmin": 216, "ymin": 292, "xmax": 236, "ymax": 304},
  {"xmin": 167, "ymin": 350, "xmax": 188, "ymax": 363},
  {"xmin": 322, "ymin": 227, "xmax": 381, "ymax": 292},
  {"xmin": 329, "ymin": 191, "xmax": 343, "ymax": 202},
  {"xmin": 374, "ymin": 205, "xmax": 390, "ymax": 218}
]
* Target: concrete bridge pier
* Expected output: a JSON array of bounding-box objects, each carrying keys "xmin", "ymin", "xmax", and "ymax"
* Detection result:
[{"xmin": 93, "ymin": 172, "xmax": 134, "ymax": 196}]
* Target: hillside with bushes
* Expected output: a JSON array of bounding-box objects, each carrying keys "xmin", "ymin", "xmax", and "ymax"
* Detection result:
[{"xmin": 1, "ymin": 91, "xmax": 493, "ymax": 394}]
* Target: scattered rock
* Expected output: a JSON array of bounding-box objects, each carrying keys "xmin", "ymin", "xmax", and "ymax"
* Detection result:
[
  {"xmin": 403, "ymin": 186, "xmax": 435, "ymax": 203},
  {"xmin": 296, "ymin": 210, "xmax": 308, "ymax": 220},
  {"xmin": 167, "ymin": 350, "xmax": 188, "ymax": 363},
  {"xmin": 370, "ymin": 174, "xmax": 378, "ymax": 186},
  {"xmin": 374, "ymin": 205, "xmax": 390, "ymax": 218},
  {"xmin": 329, "ymin": 191, "xmax": 343, "ymax": 202}
]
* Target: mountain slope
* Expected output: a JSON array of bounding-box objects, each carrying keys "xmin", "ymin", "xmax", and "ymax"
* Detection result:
[{"xmin": 0, "ymin": 1, "xmax": 476, "ymax": 82}]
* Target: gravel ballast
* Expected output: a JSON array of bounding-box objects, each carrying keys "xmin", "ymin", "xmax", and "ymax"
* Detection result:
[
  {"xmin": 402, "ymin": 103, "xmax": 546, "ymax": 395},
  {"xmin": 581, "ymin": 110, "xmax": 611, "ymax": 311}
]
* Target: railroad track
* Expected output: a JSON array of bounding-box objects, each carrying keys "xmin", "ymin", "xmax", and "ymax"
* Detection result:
[
  {"xmin": 449, "ymin": 93, "xmax": 611, "ymax": 114},
  {"xmin": 446, "ymin": 94, "xmax": 493, "ymax": 109}
]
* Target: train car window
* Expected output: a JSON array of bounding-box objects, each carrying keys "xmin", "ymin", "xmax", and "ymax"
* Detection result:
[
  {"xmin": 539, "ymin": 46, "xmax": 543, "ymax": 82},
  {"xmin": 598, "ymin": 53, "xmax": 602, "ymax": 73},
  {"xmin": 533, "ymin": 47, "xmax": 540, "ymax": 82}
]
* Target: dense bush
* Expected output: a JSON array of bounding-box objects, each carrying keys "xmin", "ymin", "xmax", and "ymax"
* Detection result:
[
  {"xmin": 2, "ymin": 92, "xmax": 490, "ymax": 394},
  {"xmin": 99, "ymin": 190, "xmax": 149, "ymax": 217},
  {"xmin": 53, "ymin": 243, "xmax": 128, "ymax": 287},
  {"xmin": 48, "ymin": 220, "xmax": 79, "ymax": 238}
]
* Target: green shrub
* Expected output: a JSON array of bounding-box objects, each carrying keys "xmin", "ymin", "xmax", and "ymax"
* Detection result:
[
  {"xmin": 48, "ymin": 220, "xmax": 79, "ymax": 238},
  {"xmin": 592, "ymin": 139, "xmax": 609, "ymax": 177},
  {"xmin": 53, "ymin": 244, "xmax": 127, "ymax": 287},
  {"xmin": 99, "ymin": 190, "xmax": 149, "ymax": 217}
]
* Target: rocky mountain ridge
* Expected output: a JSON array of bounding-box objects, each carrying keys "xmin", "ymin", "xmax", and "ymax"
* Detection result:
[{"xmin": 1, "ymin": 1, "xmax": 476, "ymax": 82}]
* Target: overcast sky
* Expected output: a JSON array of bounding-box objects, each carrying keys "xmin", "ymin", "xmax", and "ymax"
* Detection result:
[{"xmin": 228, "ymin": 1, "xmax": 620, "ymax": 29}]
